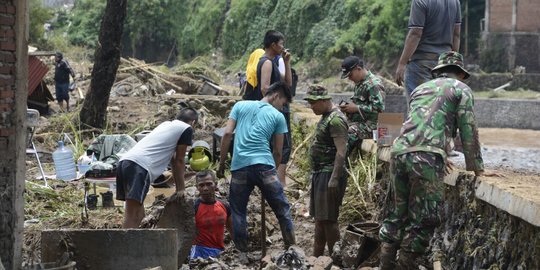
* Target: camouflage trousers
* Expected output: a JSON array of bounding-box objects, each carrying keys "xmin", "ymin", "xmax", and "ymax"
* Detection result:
[
  {"xmin": 347, "ymin": 122, "xmax": 373, "ymax": 154},
  {"xmin": 379, "ymin": 152, "xmax": 445, "ymax": 254}
]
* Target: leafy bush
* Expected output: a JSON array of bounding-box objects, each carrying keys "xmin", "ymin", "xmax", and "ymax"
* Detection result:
[
  {"xmin": 62, "ymin": 0, "xmax": 410, "ymax": 72},
  {"xmin": 29, "ymin": 0, "xmax": 53, "ymax": 47},
  {"xmin": 67, "ymin": 0, "xmax": 106, "ymax": 48}
]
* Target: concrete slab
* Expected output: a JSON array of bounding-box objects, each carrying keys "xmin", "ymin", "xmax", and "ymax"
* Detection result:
[
  {"xmin": 41, "ymin": 229, "xmax": 178, "ymax": 270},
  {"xmin": 475, "ymin": 175, "xmax": 540, "ymax": 227}
]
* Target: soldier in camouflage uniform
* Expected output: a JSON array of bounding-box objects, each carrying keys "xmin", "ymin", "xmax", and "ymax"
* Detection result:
[
  {"xmin": 305, "ymin": 85, "xmax": 349, "ymax": 256},
  {"xmin": 339, "ymin": 56, "xmax": 385, "ymax": 154},
  {"xmin": 378, "ymin": 51, "xmax": 486, "ymax": 269}
]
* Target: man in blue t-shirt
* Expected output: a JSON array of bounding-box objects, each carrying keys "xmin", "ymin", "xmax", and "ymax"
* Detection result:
[{"xmin": 217, "ymin": 81, "xmax": 296, "ymax": 262}]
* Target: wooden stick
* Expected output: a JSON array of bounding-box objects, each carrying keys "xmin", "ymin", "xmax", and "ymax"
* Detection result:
[
  {"xmin": 286, "ymin": 131, "xmax": 314, "ymax": 172},
  {"xmin": 118, "ymin": 62, "xmax": 160, "ymax": 72},
  {"xmin": 120, "ymin": 58, "xmax": 184, "ymax": 93},
  {"xmin": 261, "ymin": 195, "xmax": 266, "ymax": 257}
]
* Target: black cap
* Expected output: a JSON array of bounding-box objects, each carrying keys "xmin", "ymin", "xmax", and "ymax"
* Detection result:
[
  {"xmin": 341, "ymin": 56, "xmax": 363, "ymax": 79},
  {"xmin": 55, "ymin": 51, "xmax": 63, "ymax": 58}
]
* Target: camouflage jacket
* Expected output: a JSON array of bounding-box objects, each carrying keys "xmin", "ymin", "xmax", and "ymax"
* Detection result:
[
  {"xmin": 348, "ymin": 71, "xmax": 386, "ymax": 131},
  {"xmin": 310, "ymin": 108, "xmax": 348, "ymax": 173},
  {"xmin": 391, "ymin": 76, "xmax": 484, "ymax": 172}
]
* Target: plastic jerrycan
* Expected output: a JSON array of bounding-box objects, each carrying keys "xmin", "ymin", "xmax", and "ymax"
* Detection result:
[{"xmin": 52, "ymin": 141, "xmax": 77, "ymax": 181}]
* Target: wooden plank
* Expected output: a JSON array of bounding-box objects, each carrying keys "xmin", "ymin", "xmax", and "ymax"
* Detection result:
[{"xmin": 166, "ymin": 93, "xmax": 242, "ymax": 101}]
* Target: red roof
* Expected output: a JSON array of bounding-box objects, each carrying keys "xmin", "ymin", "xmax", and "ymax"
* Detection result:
[{"xmin": 28, "ymin": 56, "xmax": 49, "ymax": 96}]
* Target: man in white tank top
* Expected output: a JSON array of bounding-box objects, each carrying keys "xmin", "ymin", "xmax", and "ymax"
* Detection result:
[{"xmin": 116, "ymin": 108, "xmax": 198, "ymax": 228}]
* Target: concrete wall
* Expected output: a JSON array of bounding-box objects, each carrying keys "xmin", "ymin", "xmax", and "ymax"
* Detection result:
[
  {"xmin": 488, "ymin": 0, "xmax": 540, "ymax": 32},
  {"xmin": 482, "ymin": 32, "xmax": 540, "ymax": 73},
  {"xmin": 0, "ymin": 0, "xmax": 27, "ymax": 269},
  {"xmin": 435, "ymin": 174, "xmax": 540, "ymax": 269},
  {"xmin": 294, "ymin": 94, "xmax": 540, "ymax": 130}
]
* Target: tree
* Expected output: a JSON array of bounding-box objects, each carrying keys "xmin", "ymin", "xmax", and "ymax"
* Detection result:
[{"xmin": 79, "ymin": 0, "xmax": 128, "ymax": 128}]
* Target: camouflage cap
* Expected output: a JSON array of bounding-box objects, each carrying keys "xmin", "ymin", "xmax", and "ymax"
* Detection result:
[
  {"xmin": 304, "ymin": 84, "xmax": 332, "ymax": 101},
  {"xmin": 431, "ymin": 51, "xmax": 470, "ymax": 79}
]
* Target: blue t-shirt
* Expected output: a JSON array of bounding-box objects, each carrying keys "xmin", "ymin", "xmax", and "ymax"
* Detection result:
[{"xmin": 229, "ymin": 101, "xmax": 288, "ymax": 170}]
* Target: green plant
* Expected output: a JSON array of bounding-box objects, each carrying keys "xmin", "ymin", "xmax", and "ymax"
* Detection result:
[
  {"xmin": 339, "ymin": 152, "xmax": 378, "ymax": 222},
  {"xmin": 29, "ymin": 0, "xmax": 53, "ymax": 47}
]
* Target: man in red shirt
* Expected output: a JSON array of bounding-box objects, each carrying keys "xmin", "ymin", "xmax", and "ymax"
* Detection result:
[{"xmin": 190, "ymin": 170, "xmax": 232, "ymax": 260}]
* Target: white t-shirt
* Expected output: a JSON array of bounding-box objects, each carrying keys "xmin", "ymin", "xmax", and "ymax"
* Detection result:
[{"xmin": 121, "ymin": 120, "xmax": 191, "ymax": 182}]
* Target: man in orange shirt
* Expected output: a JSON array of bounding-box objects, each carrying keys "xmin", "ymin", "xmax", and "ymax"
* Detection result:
[{"xmin": 190, "ymin": 170, "xmax": 232, "ymax": 260}]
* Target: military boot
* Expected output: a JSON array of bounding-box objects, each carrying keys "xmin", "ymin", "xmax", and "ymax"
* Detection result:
[
  {"xmin": 396, "ymin": 250, "xmax": 422, "ymax": 270},
  {"xmin": 379, "ymin": 242, "xmax": 399, "ymax": 270}
]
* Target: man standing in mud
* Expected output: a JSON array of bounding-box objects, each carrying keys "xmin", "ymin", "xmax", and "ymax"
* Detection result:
[
  {"xmin": 378, "ymin": 51, "xmax": 498, "ymax": 269},
  {"xmin": 218, "ymin": 81, "xmax": 295, "ymax": 263},
  {"xmin": 339, "ymin": 56, "xmax": 385, "ymax": 154},
  {"xmin": 305, "ymin": 85, "xmax": 348, "ymax": 257}
]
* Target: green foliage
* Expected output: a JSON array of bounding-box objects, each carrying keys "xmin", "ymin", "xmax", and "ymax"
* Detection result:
[
  {"xmin": 221, "ymin": 0, "xmax": 408, "ymax": 72},
  {"xmin": 124, "ymin": 0, "xmax": 182, "ymax": 60},
  {"xmin": 29, "ymin": 0, "xmax": 53, "ymax": 47},
  {"xmin": 178, "ymin": 0, "xmax": 228, "ymax": 59},
  {"xmin": 62, "ymin": 0, "xmax": 410, "ymax": 72},
  {"xmin": 289, "ymin": 119, "xmax": 316, "ymax": 188},
  {"xmin": 67, "ymin": 0, "xmax": 106, "ymax": 48}
]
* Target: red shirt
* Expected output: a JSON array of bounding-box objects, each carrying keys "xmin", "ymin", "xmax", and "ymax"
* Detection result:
[{"xmin": 193, "ymin": 199, "xmax": 230, "ymax": 249}]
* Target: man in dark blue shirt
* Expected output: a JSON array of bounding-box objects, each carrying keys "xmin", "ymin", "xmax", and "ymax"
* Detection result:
[{"xmin": 54, "ymin": 52, "xmax": 75, "ymax": 112}]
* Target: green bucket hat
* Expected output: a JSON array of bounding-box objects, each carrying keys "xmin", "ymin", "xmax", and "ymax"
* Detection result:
[
  {"xmin": 304, "ymin": 85, "xmax": 332, "ymax": 101},
  {"xmin": 431, "ymin": 51, "xmax": 470, "ymax": 79}
]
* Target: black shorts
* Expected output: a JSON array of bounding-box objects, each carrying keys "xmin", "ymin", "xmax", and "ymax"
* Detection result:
[
  {"xmin": 116, "ymin": 160, "xmax": 151, "ymax": 203},
  {"xmin": 309, "ymin": 171, "xmax": 347, "ymax": 221},
  {"xmin": 55, "ymin": 82, "xmax": 70, "ymax": 102}
]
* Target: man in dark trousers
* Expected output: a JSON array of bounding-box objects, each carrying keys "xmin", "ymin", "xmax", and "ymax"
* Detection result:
[
  {"xmin": 218, "ymin": 81, "xmax": 295, "ymax": 263},
  {"xmin": 54, "ymin": 52, "xmax": 76, "ymax": 112},
  {"xmin": 394, "ymin": 0, "xmax": 462, "ymax": 101},
  {"xmin": 305, "ymin": 85, "xmax": 348, "ymax": 257},
  {"xmin": 190, "ymin": 170, "xmax": 232, "ymax": 260}
]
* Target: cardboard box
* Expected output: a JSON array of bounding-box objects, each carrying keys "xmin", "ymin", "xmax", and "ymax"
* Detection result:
[{"xmin": 376, "ymin": 113, "xmax": 404, "ymax": 146}]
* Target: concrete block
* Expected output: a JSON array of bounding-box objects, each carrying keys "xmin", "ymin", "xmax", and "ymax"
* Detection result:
[
  {"xmin": 444, "ymin": 171, "xmax": 460, "ymax": 186},
  {"xmin": 475, "ymin": 180, "xmax": 540, "ymax": 227},
  {"xmin": 41, "ymin": 229, "xmax": 178, "ymax": 270},
  {"xmin": 198, "ymin": 81, "xmax": 222, "ymax": 95}
]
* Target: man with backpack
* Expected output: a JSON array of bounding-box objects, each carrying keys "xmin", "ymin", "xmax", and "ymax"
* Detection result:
[{"xmin": 255, "ymin": 30, "xmax": 293, "ymax": 185}]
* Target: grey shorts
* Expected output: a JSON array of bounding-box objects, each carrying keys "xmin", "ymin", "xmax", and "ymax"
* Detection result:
[
  {"xmin": 116, "ymin": 160, "xmax": 151, "ymax": 203},
  {"xmin": 309, "ymin": 171, "xmax": 347, "ymax": 221}
]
